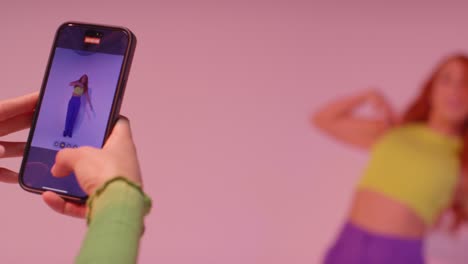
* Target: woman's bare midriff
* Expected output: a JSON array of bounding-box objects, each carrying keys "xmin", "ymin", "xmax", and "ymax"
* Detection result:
[{"xmin": 349, "ymin": 189, "xmax": 427, "ymax": 238}]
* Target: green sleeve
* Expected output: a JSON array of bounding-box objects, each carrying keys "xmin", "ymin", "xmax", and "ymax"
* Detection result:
[{"xmin": 76, "ymin": 178, "xmax": 152, "ymax": 264}]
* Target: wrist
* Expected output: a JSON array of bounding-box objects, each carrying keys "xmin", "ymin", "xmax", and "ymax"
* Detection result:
[{"xmin": 86, "ymin": 177, "xmax": 152, "ymax": 225}]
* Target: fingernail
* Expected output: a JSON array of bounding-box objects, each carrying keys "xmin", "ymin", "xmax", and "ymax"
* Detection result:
[{"xmin": 0, "ymin": 145, "xmax": 5, "ymax": 157}]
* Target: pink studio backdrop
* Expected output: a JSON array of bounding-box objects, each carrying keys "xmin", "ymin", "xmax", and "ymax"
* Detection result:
[{"xmin": 2, "ymin": 1, "xmax": 468, "ymax": 263}]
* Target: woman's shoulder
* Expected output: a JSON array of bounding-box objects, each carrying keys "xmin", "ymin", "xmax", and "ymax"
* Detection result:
[
  {"xmin": 375, "ymin": 122, "xmax": 423, "ymax": 145},
  {"xmin": 389, "ymin": 122, "xmax": 424, "ymax": 134}
]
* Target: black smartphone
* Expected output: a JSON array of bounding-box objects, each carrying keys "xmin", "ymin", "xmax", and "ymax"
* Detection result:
[{"xmin": 18, "ymin": 22, "xmax": 136, "ymax": 203}]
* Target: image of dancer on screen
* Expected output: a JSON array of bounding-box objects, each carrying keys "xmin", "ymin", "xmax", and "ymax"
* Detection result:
[{"xmin": 63, "ymin": 74, "xmax": 94, "ymax": 137}]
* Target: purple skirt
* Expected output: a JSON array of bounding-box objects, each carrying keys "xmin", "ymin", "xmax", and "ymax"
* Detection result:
[{"xmin": 323, "ymin": 222, "xmax": 424, "ymax": 264}]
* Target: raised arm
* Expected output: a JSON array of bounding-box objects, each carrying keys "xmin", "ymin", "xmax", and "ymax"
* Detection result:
[{"xmin": 312, "ymin": 89, "xmax": 397, "ymax": 149}]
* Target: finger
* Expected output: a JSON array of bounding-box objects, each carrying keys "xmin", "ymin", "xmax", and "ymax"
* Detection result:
[
  {"xmin": 42, "ymin": 191, "xmax": 87, "ymax": 218},
  {"xmin": 0, "ymin": 92, "xmax": 38, "ymax": 122},
  {"xmin": 51, "ymin": 148, "xmax": 88, "ymax": 177},
  {"xmin": 0, "ymin": 167, "xmax": 18, "ymax": 183},
  {"xmin": 104, "ymin": 116, "xmax": 134, "ymax": 150},
  {"xmin": 0, "ymin": 112, "xmax": 34, "ymax": 136},
  {"xmin": 0, "ymin": 141, "xmax": 26, "ymax": 158}
]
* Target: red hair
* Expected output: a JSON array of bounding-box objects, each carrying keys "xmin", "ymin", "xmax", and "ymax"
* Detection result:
[{"xmin": 402, "ymin": 54, "xmax": 468, "ymax": 230}]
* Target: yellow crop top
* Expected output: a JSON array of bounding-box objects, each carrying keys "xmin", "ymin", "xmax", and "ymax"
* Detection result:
[
  {"xmin": 73, "ymin": 86, "xmax": 84, "ymax": 96},
  {"xmin": 358, "ymin": 123, "xmax": 462, "ymax": 225}
]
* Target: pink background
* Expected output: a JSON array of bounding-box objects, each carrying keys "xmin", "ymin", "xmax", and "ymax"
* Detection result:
[{"xmin": 2, "ymin": 1, "xmax": 468, "ymax": 263}]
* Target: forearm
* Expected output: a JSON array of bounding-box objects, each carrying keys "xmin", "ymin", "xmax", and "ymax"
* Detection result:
[
  {"xmin": 86, "ymin": 94, "xmax": 94, "ymax": 111},
  {"xmin": 312, "ymin": 90, "xmax": 392, "ymax": 148},
  {"xmin": 313, "ymin": 91, "xmax": 369, "ymax": 125},
  {"xmin": 76, "ymin": 178, "xmax": 151, "ymax": 264}
]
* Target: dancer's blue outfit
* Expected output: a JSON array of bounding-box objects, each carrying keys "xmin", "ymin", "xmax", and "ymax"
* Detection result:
[{"xmin": 64, "ymin": 85, "xmax": 84, "ymax": 137}]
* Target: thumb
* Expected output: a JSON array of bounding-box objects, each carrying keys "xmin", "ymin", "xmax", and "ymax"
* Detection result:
[{"xmin": 51, "ymin": 148, "xmax": 87, "ymax": 177}]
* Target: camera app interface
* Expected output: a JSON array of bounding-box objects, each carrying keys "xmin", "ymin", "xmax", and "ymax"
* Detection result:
[{"xmin": 22, "ymin": 26, "xmax": 128, "ymax": 198}]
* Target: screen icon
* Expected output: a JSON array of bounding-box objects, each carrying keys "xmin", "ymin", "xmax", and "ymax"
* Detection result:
[{"xmin": 84, "ymin": 36, "xmax": 101, "ymax": 45}]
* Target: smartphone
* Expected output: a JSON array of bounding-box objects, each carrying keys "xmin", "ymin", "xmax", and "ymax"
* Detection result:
[{"xmin": 18, "ymin": 22, "xmax": 136, "ymax": 203}]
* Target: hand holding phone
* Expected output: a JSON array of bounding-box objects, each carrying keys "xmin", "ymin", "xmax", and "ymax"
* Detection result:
[
  {"xmin": 0, "ymin": 93, "xmax": 38, "ymax": 183},
  {"xmin": 19, "ymin": 22, "xmax": 137, "ymax": 202},
  {"xmin": 43, "ymin": 117, "xmax": 142, "ymax": 218}
]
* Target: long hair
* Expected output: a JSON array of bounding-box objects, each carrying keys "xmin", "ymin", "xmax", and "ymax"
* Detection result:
[
  {"xmin": 402, "ymin": 54, "xmax": 468, "ymax": 230},
  {"xmin": 79, "ymin": 74, "xmax": 89, "ymax": 94}
]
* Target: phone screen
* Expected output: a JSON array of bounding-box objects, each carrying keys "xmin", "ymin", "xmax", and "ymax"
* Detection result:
[{"xmin": 20, "ymin": 24, "xmax": 132, "ymax": 200}]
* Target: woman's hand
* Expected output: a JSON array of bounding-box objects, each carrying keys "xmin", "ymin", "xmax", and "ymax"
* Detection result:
[
  {"xmin": 0, "ymin": 93, "xmax": 38, "ymax": 183},
  {"xmin": 42, "ymin": 117, "xmax": 142, "ymax": 218},
  {"xmin": 365, "ymin": 89, "xmax": 399, "ymax": 125}
]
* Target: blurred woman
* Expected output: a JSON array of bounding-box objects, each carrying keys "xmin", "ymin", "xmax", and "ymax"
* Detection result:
[{"xmin": 314, "ymin": 54, "xmax": 468, "ymax": 264}]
